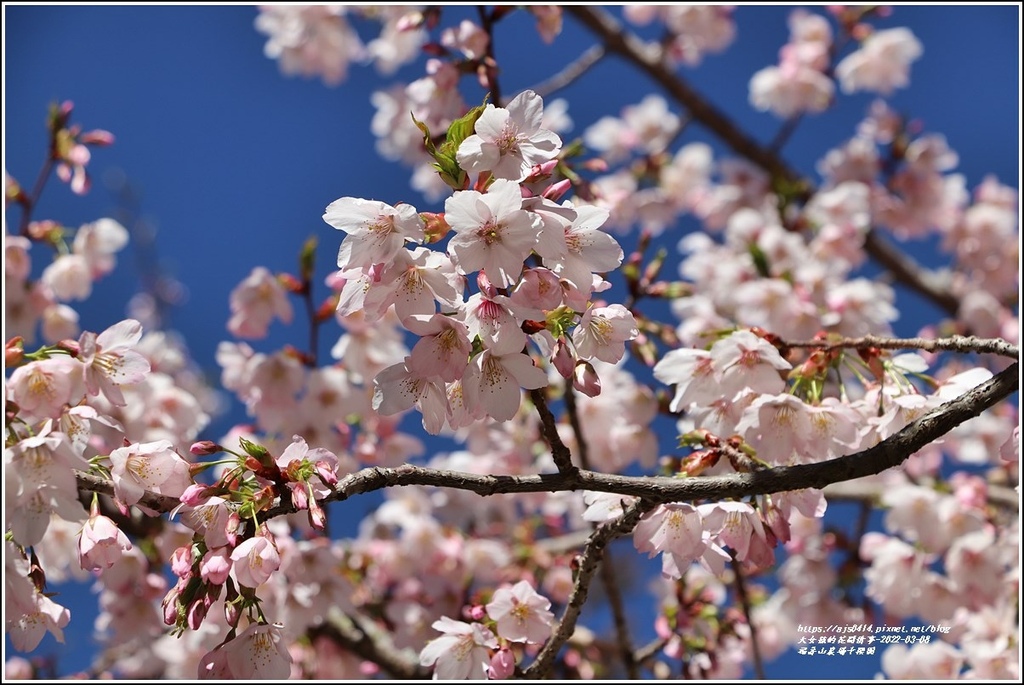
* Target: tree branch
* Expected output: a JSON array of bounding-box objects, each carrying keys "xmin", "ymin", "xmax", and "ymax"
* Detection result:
[
  {"xmin": 529, "ymin": 44, "xmax": 606, "ymax": 99},
  {"xmin": 730, "ymin": 556, "xmax": 765, "ymax": 679},
  {"xmin": 75, "ymin": 361, "xmax": 1018, "ymax": 517},
  {"xmin": 523, "ymin": 498, "xmax": 657, "ymax": 678},
  {"xmin": 316, "ymin": 611, "xmax": 429, "ymax": 679},
  {"xmin": 530, "ymin": 387, "xmax": 578, "ymax": 474},
  {"xmin": 598, "ymin": 546, "xmax": 638, "ymax": 678},
  {"xmin": 778, "ymin": 334, "xmax": 1019, "ymax": 359}
]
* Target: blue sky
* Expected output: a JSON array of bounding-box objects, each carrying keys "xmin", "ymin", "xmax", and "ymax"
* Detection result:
[{"xmin": 3, "ymin": 4, "xmax": 1020, "ymax": 679}]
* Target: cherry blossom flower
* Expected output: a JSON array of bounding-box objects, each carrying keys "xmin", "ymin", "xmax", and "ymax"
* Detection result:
[
  {"xmin": 360, "ymin": 247, "xmax": 463, "ymax": 321},
  {"xmin": 572, "ymin": 304, "xmax": 638, "ymax": 364},
  {"xmin": 5, "ymin": 421, "xmax": 88, "ymax": 546},
  {"xmin": 405, "ymin": 314, "xmax": 472, "ymax": 382},
  {"xmin": 72, "ymin": 217, "xmax": 129, "ymax": 276},
  {"xmin": 78, "ymin": 511, "xmax": 132, "ymax": 572},
  {"xmin": 736, "ymin": 393, "xmax": 814, "ymax": 464},
  {"xmin": 419, "ymin": 616, "xmax": 498, "ymax": 680},
  {"xmin": 653, "ymin": 347, "xmax": 718, "ymax": 411},
  {"xmin": 463, "ymin": 349, "xmax": 548, "ymax": 422},
  {"xmin": 633, "ymin": 503, "xmax": 708, "ymax": 580},
  {"xmin": 78, "ymin": 318, "xmax": 151, "ymax": 406},
  {"xmin": 230, "ymin": 531, "xmax": 282, "ymax": 588},
  {"xmin": 710, "ymin": 330, "xmax": 791, "ymax": 399},
  {"xmin": 544, "ymin": 204, "xmax": 623, "ymax": 291},
  {"xmin": 108, "ymin": 439, "xmax": 192, "ymax": 509},
  {"xmin": 227, "ymin": 266, "xmax": 293, "ymax": 339},
  {"xmin": 463, "ymin": 292, "xmax": 527, "ymax": 356},
  {"xmin": 881, "ymin": 641, "xmax": 964, "ymax": 679},
  {"xmin": 372, "ymin": 360, "xmax": 449, "ymax": 435},
  {"xmin": 7, "ymin": 356, "xmax": 84, "ymax": 419},
  {"xmin": 445, "ymin": 179, "xmax": 542, "ymax": 288},
  {"xmin": 324, "ymin": 196, "xmax": 424, "ymax": 270},
  {"xmin": 835, "ymin": 27, "xmax": 923, "ymax": 95},
  {"xmin": 255, "ymin": 5, "xmax": 365, "ymax": 86},
  {"xmin": 440, "ymin": 19, "xmax": 489, "ymax": 60},
  {"xmin": 41, "ymin": 254, "xmax": 93, "ymax": 301},
  {"xmin": 6, "ymin": 541, "xmax": 71, "ymax": 652},
  {"xmin": 456, "ymin": 90, "xmax": 562, "ymax": 182},
  {"xmin": 218, "ymin": 622, "xmax": 292, "ymax": 679},
  {"xmin": 486, "ymin": 580, "xmax": 555, "ymax": 644}
]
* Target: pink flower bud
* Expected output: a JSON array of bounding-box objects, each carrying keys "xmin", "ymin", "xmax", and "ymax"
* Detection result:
[
  {"xmin": 542, "ymin": 178, "xmax": 572, "ymax": 202},
  {"xmin": 289, "ymin": 482, "xmax": 309, "ymax": 511},
  {"xmin": 308, "ymin": 497, "xmax": 327, "ymax": 531},
  {"xmin": 314, "ymin": 460, "xmax": 338, "ymax": 487},
  {"xmin": 190, "ymin": 440, "xmax": 221, "ymax": 456},
  {"xmin": 552, "ymin": 338, "xmax": 575, "ymax": 379},
  {"xmin": 573, "ymin": 361, "xmax": 601, "ymax": 397},
  {"xmin": 170, "ymin": 545, "xmax": 193, "ymax": 578},
  {"xmin": 179, "ymin": 483, "xmax": 212, "ymax": 506},
  {"xmin": 80, "ymin": 129, "xmax": 115, "ymax": 146},
  {"xmin": 223, "ymin": 599, "xmax": 241, "ymax": 628},
  {"xmin": 187, "ymin": 595, "xmax": 210, "ymax": 630},
  {"xmin": 489, "ymin": 647, "xmax": 515, "ymax": 679},
  {"xmin": 467, "ymin": 604, "xmax": 486, "ymax": 621},
  {"xmin": 78, "ymin": 512, "xmax": 132, "ymax": 572},
  {"xmin": 162, "ymin": 585, "xmax": 182, "ymax": 626}
]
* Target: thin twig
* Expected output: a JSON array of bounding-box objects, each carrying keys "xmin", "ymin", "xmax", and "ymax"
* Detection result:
[
  {"xmin": 530, "ymin": 387, "xmax": 578, "ymax": 474},
  {"xmin": 523, "ymin": 498, "xmax": 657, "ymax": 678},
  {"xmin": 777, "ymin": 334, "xmax": 1019, "ymax": 360},
  {"xmin": 730, "ymin": 556, "xmax": 765, "ymax": 679},
  {"xmin": 598, "ymin": 546, "xmax": 638, "ymax": 678},
  {"xmin": 529, "ymin": 44, "xmax": 606, "ymax": 99},
  {"xmin": 633, "ymin": 636, "xmax": 669, "ymax": 666}
]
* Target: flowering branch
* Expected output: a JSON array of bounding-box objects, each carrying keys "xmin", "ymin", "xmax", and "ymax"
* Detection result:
[
  {"xmin": 565, "ymin": 6, "xmax": 963, "ymax": 317},
  {"xmin": 778, "ymin": 333, "xmax": 1019, "ymax": 359},
  {"xmin": 522, "ymin": 498, "xmax": 657, "ymax": 678},
  {"xmin": 73, "ymin": 361, "xmax": 1017, "ymax": 519}
]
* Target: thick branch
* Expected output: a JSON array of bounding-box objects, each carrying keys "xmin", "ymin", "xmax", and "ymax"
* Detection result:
[
  {"xmin": 564, "ymin": 6, "xmax": 962, "ymax": 317},
  {"xmin": 523, "ymin": 499, "xmax": 657, "ymax": 678},
  {"xmin": 76, "ymin": 362, "xmax": 1018, "ymax": 516}
]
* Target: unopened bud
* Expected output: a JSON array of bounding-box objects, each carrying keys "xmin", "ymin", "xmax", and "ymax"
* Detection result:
[
  {"xmin": 542, "ymin": 178, "xmax": 572, "ymax": 202},
  {"xmin": 80, "ymin": 129, "xmax": 115, "ymax": 146},
  {"xmin": 5, "ymin": 337, "xmax": 24, "ymax": 367},
  {"xmin": 190, "ymin": 440, "xmax": 221, "ymax": 456},
  {"xmin": 420, "ymin": 211, "xmax": 451, "ymax": 243},
  {"xmin": 489, "ymin": 647, "xmax": 515, "ymax": 680},
  {"xmin": 552, "ymin": 338, "xmax": 575, "ymax": 379},
  {"xmin": 573, "ymin": 361, "xmax": 601, "ymax": 397}
]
